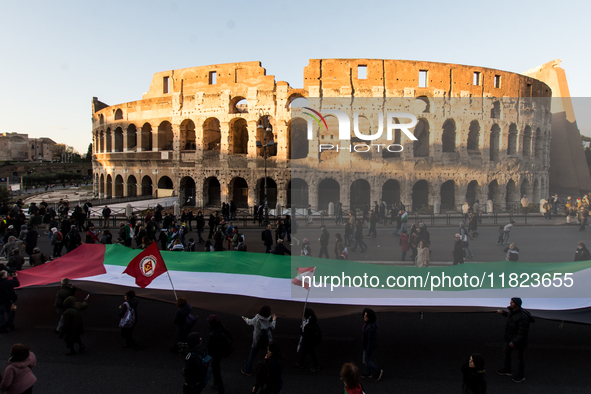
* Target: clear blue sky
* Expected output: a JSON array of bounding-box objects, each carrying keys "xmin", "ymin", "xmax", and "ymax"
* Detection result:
[{"xmin": 1, "ymin": 0, "xmax": 589, "ymax": 153}]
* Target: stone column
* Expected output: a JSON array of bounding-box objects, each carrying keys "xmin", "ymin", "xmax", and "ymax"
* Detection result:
[
  {"xmin": 123, "ymin": 128, "xmax": 129, "ymax": 152},
  {"xmin": 151, "ymin": 129, "xmax": 159, "ymax": 152},
  {"xmin": 219, "ymin": 121, "xmax": 230, "ymax": 156},
  {"xmin": 247, "ymin": 120, "xmax": 258, "ymax": 159},
  {"xmin": 136, "ymin": 128, "xmax": 143, "ymax": 152},
  {"xmin": 172, "ymin": 124, "xmax": 180, "ymax": 161}
]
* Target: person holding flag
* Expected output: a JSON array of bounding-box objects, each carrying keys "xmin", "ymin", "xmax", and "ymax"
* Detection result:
[{"xmin": 241, "ymin": 306, "xmax": 277, "ymax": 377}]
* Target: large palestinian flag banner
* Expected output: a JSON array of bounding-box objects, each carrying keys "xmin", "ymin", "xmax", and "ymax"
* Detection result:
[{"xmin": 17, "ymin": 244, "xmax": 591, "ymax": 323}]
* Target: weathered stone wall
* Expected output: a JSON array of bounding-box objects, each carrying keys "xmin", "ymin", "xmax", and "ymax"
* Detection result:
[{"xmin": 92, "ymin": 59, "xmax": 553, "ymax": 212}]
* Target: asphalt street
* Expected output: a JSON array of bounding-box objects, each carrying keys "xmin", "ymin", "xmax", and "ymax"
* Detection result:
[{"xmin": 3, "ymin": 287, "xmax": 591, "ymax": 393}]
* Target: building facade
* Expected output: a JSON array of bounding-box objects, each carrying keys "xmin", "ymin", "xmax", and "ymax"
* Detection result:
[
  {"xmin": 0, "ymin": 133, "xmax": 56, "ymax": 162},
  {"xmin": 92, "ymin": 59, "xmax": 552, "ymax": 212}
]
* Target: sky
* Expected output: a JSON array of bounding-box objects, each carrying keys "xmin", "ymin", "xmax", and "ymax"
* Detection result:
[{"xmin": 1, "ymin": 0, "xmax": 590, "ymax": 154}]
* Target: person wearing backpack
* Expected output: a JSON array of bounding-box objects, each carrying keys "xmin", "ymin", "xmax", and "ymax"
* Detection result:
[
  {"xmin": 207, "ymin": 315, "xmax": 233, "ymax": 394},
  {"xmin": 118, "ymin": 290, "xmax": 138, "ymax": 350},
  {"xmin": 172, "ymin": 297, "xmax": 197, "ymax": 353},
  {"xmin": 296, "ymin": 308, "xmax": 321, "ymax": 373},
  {"xmin": 183, "ymin": 332, "xmax": 212, "ymax": 394},
  {"xmin": 241, "ymin": 305, "xmax": 277, "ymax": 376},
  {"xmin": 50, "ymin": 227, "xmax": 64, "ymax": 258}
]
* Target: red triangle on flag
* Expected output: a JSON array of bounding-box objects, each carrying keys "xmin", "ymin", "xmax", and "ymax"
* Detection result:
[{"xmin": 123, "ymin": 242, "xmax": 168, "ymax": 288}]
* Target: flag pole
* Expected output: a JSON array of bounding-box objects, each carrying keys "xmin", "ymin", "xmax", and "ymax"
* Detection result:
[
  {"xmin": 166, "ymin": 271, "xmax": 178, "ymax": 300},
  {"xmin": 301, "ymin": 286, "xmax": 311, "ymax": 321}
]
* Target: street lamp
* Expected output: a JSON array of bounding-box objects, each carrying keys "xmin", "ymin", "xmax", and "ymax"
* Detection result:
[{"xmin": 256, "ymin": 112, "xmax": 274, "ymax": 226}]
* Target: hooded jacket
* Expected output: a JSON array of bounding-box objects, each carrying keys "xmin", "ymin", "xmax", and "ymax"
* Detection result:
[
  {"xmin": 1, "ymin": 236, "xmax": 23, "ymax": 258},
  {"xmin": 0, "ymin": 351, "xmax": 37, "ymax": 394},
  {"xmin": 245, "ymin": 314, "xmax": 276, "ymax": 348},
  {"xmin": 501, "ymin": 307, "xmax": 535, "ymax": 348}
]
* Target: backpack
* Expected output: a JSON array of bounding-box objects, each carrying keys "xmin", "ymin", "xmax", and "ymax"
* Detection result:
[
  {"xmin": 119, "ymin": 302, "xmax": 136, "ymax": 328},
  {"xmin": 219, "ymin": 328, "xmax": 234, "ymax": 358},
  {"xmin": 184, "ymin": 352, "xmax": 212, "ymax": 386},
  {"xmin": 185, "ymin": 313, "xmax": 198, "ymax": 330},
  {"xmin": 54, "ymin": 231, "xmax": 63, "ymax": 243}
]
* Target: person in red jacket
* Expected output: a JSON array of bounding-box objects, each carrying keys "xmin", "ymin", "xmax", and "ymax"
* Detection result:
[{"xmin": 340, "ymin": 362, "xmax": 364, "ymax": 394}]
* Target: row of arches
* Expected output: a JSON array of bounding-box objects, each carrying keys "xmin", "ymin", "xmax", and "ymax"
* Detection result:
[{"xmin": 96, "ymin": 173, "xmax": 545, "ymax": 213}]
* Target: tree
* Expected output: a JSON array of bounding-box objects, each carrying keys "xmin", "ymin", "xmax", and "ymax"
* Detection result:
[
  {"xmin": 85, "ymin": 143, "xmax": 93, "ymax": 162},
  {"xmin": 52, "ymin": 144, "xmax": 79, "ymax": 162}
]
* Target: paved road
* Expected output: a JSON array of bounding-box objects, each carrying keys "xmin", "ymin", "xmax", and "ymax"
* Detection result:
[{"xmin": 3, "ymin": 287, "xmax": 591, "ymax": 393}]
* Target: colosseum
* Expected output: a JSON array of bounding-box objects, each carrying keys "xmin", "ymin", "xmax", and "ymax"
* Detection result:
[{"xmin": 92, "ymin": 59, "xmax": 555, "ymax": 213}]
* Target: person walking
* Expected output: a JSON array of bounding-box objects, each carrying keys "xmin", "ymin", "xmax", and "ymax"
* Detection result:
[
  {"xmin": 171, "ymin": 297, "xmax": 196, "ymax": 353},
  {"xmin": 182, "ymin": 332, "xmax": 211, "ymax": 394},
  {"xmin": 265, "ymin": 341, "xmax": 284, "ymax": 394},
  {"xmin": 520, "ymin": 195, "xmax": 529, "ymax": 214},
  {"xmin": 578, "ymin": 204, "xmax": 588, "ymax": 231},
  {"xmin": 0, "ymin": 271, "xmax": 19, "ymax": 332},
  {"xmin": 300, "ymin": 238, "xmax": 312, "ymax": 256},
  {"xmin": 574, "ymin": 241, "xmax": 591, "ymax": 261},
  {"xmin": 496, "ymin": 297, "xmax": 535, "ymax": 383},
  {"xmin": 296, "ymin": 308, "xmax": 321, "ymax": 373},
  {"xmin": 206, "ymin": 315, "xmax": 232, "ymax": 394},
  {"xmin": 462, "ymin": 201, "xmax": 471, "ymax": 221},
  {"xmin": 241, "ymin": 306, "xmax": 277, "ymax": 377},
  {"xmin": 351, "ymin": 220, "xmax": 366, "ymax": 253},
  {"xmin": 360, "ymin": 308, "xmax": 383, "ymax": 381},
  {"xmin": 262, "ymin": 224, "xmax": 273, "ymax": 254},
  {"xmin": 460, "ymin": 222, "xmax": 474, "ymax": 258},
  {"xmin": 415, "ymin": 239, "xmax": 430, "ymax": 267},
  {"xmin": 502, "ymin": 221, "xmax": 515, "ymax": 245},
  {"xmin": 55, "ymin": 278, "xmax": 76, "ymax": 332},
  {"xmin": 59, "ymin": 294, "xmax": 89, "ymax": 355},
  {"xmin": 318, "ymin": 225, "xmax": 330, "ymax": 259},
  {"xmin": 119, "ymin": 290, "xmax": 138, "ymax": 349},
  {"xmin": 453, "ymin": 234, "xmax": 466, "ymax": 265},
  {"xmin": 0, "ymin": 343, "xmax": 37, "ymax": 394},
  {"xmin": 400, "ymin": 229, "xmax": 410, "ymax": 262},
  {"xmin": 102, "ymin": 205, "xmax": 111, "ymax": 228},
  {"xmin": 367, "ymin": 210, "xmax": 377, "ymax": 238},
  {"xmin": 461, "ymin": 353, "xmax": 486, "ymax": 394}
]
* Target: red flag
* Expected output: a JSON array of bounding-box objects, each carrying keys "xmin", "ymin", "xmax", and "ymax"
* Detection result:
[
  {"xmin": 123, "ymin": 242, "xmax": 168, "ymax": 288},
  {"xmin": 291, "ymin": 267, "xmax": 316, "ymax": 290}
]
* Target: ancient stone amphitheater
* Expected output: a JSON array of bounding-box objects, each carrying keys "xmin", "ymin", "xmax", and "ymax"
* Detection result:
[{"xmin": 92, "ymin": 59, "xmax": 552, "ymax": 212}]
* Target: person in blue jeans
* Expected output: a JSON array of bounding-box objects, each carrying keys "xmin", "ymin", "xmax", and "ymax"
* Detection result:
[
  {"xmin": 360, "ymin": 308, "xmax": 384, "ymax": 381},
  {"xmin": 241, "ymin": 306, "xmax": 277, "ymax": 376}
]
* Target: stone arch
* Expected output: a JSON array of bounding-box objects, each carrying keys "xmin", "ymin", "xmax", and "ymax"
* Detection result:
[
  {"xmin": 412, "ymin": 180, "xmax": 429, "ymax": 210},
  {"xmin": 413, "ymin": 118, "xmax": 430, "ymax": 157},
  {"xmin": 414, "ymin": 96, "xmax": 430, "ymax": 113},
  {"xmin": 180, "ymin": 176, "xmax": 196, "ymax": 206},
  {"xmin": 288, "ymin": 118, "xmax": 308, "ymax": 160},
  {"xmin": 488, "ymin": 180, "xmax": 501, "ymax": 209},
  {"xmin": 99, "ymin": 130, "xmax": 105, "ymax": 153},
  {"xmin": 442, "ymin": 119, "xmax": 456, "ymax": 153},
  {"xmin": 489, "ymin": 124, "xmax": 500, "ymax": 161},
  {"xmin": 158, "ymin": 121, "xmax": 173, "ymax": 151},
  {"xmin": 535, "ymin": 128, "xmax": 543, "ymax": 159},
  {"xmin": 229, "ymin": 97, "xmax": 248, "ymax": 114},
  {"xmin": 204, "ymin": 177, "xmax": 221, "ymax": 207},
  {"xmin": 106, "ymin": 174, "xmax": 113, "ymax": 198},
  {"xmin": 158, "ymin": 176, "xmax": 173, "ymax": 190},
  {"xmin": 203, "ymin": 118, "xmax": 221, "ymax": 151},
  {"xmin": 114, "ymin": 175, "xmax": 124, "ymax": 197},
  {"xmin": 114, "ymin": 108, "xmax": 123, "ymax": 120},
  {"xmin": 466, "ymin": 180, "xmax": 479, "ymax": 206},
  {"xmin": 230, "ymin": 118, "xmax": 249, "ymax": 154},
  {"xmin": 382, "ymin": 179, "xmax": 401, "ymax": 206},
  {"xmin": 127, "ymin": 124, "xmax": 137, "ymax": 151},
  {"xmin": 523, "ymin": 125, "xmax": 532, "ymax": 157},
  {"xmin": 467, "ymin": 120, "xmax": 480, "ymax": 151},
  {"xmin": 383, "ymin": 117, "xmax": 401, "ymax": 159},
  {"xmin": 506, "ymin": 179, "xmax": 519, "ymax": 211},
  {"xmin": 180, "ymin": 119, "xmax": 196, "ymax": 151},
  {"xmin": 114, "ymin": 127, "xmax": 124, "ymax": 152},
  {"xmin": 141, "ymin": 123, "xmax": 153, "ymax": 151},
  {"xmin": 127, "ymin": 175, "xmax": 137, "ymax": 197},
  {"xmin": 256, "ymin": 115, "xmax": 277, "ymax": 157},
  {"xmin": 286, "ymin": 94, "xmax": 308, "ymax": 109},
  {"xmin": 440, "ymin": 180, "xmax": 456, "ymax": 210},
  {"xmin": 106, "ymin": 128, "xmax": 112, "ymax": 152},
  {"xmin": 141, "ymin": 176, "xmax": 153, "ymax": 197},
  {"xmin": 229, "ymin": 177, "xmax": 249, "ymax": 208},
  {"xmin": 287, "ymin": 178, "xmax": 309, "ymax": 208},
  {"xmin": 318, "ymin": 178, "xmax": 340, "ymax": 211},
  {"xmin": 350, "ymin": 179, "xmax": 371, "ymax": 211},
  {"xmin": 507, "ymin": 123, "xmax": 518, "ymax": 155},
  {"xmin": 99, "ymin": 173, "xmax": 105, "ymax": 196},
  {"xmin": 257, "ymin": 177, "xmax": 277, "ymax": 208}
]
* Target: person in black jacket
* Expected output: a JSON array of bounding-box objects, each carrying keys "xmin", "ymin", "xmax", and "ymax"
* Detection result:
[
  {"xmin": 496, "ymin": 297, "xmax": 534, "ymax": 383},
  {"xmin": 207, "ymin": 315, "xmax": 230, "ymax": 394},
  {"xmin": 262, "ymin": 224, "xmax": 273, "ymax": 254},
  {"xmin": 271, "ymin": 239, "xmax": 291, "ymax": 255},
  {"xmin": 172, "ymin": 297, "xmax": 195, "ymax": 352},
  {"xmin": 55, "ymin": 278, "xmax": 76, "ymax": 331},
  {"xmin": 119, "ymin": 290, "xmax": 138, "ymax": 349},
  {"xmin": 0, "ymin": 271, "xmax": 19, "ymax": 332},
  {"xmin": 574, "ymin": 241, "xmax": 591, "ymax": 261},
  {"xmin": 318, "ymin": 225, "xmax": 330, "ymax": 259},
  {"xmin": 296, "ymin": 308, "xmax": 321, "ymax": 373},
  {"xmin": 361, "ymin": 308, "xmax": 383, "ymax": 381},
  {"xmin": 183, "ymin": 332, "xmax": 209, "ymax": 394},
  {"xmin": 453, "ymin": 234, "xmax": 466, "ymax": 265},
  {"xmin": 461, "ymin": 353, "xmax": 486, "ymax": 394}
]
